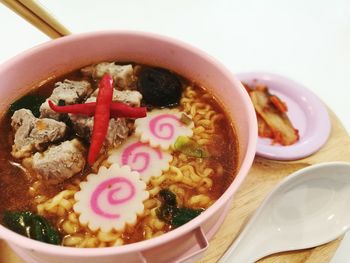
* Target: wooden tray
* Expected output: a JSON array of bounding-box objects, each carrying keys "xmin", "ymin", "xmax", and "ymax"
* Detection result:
[
  {"xmin": 200, "ymin": 110, "xmax": 350, "ymax": 263},
  {"xmin": 1, "ymin": 110, "xmax": 349, "ymax": 263}
]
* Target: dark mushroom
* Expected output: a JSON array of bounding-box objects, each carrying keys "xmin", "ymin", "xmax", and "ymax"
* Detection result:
[{"xmin": 137, "ymin": 67, "xmax": 182, "ymax": 108}]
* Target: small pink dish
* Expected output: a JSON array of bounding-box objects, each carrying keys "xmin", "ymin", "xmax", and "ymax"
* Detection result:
[{"xmin": 237, "ymin": 72, "xmax": 331, "ymax": 161}]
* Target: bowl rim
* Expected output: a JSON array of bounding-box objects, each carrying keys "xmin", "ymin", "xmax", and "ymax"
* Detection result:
[{"xmin": 0, "ymin": 30, "xmax": 257, "ymax": 256}]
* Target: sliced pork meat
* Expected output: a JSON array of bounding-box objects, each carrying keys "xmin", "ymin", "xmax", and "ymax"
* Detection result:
[
  {"xmin": 90, "ymin": 89, "xmax": 142, "ymax": 106},
  {"xmin": 105, "ymin": 118, "xmax": 130, "ymax": 148},
  {"xmin": 69, "ymin": 114, "xmax": 94, "ymax": 140},
  {"xmin": 69, "ymin": 94, "xmax": 131, "ymax": 149},
  {"xmin": 28, "ymin": 139, "xmax": 86, "ymax": 182},
  {"xmin": 81, "ymin": 62, "xmax": 135, "ymax": 89},
  {"xmin": 40, "ymin": 79, "xmax": 92, "ymax": 120},
  {"xmin": 11, "ymin": 109, "xmax": 67, "ymax": 159},
  {"xmin": 69, "ymin": 114, "xmax": 129, "ymax": 150}
]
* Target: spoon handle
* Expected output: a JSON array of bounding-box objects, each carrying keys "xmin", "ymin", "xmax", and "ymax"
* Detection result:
[{"xmin": 218, "ymin": 234, "xmax": 261, "ymax": 263}]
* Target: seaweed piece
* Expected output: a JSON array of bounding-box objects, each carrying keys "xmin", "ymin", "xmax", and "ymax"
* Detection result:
[
  {"xmin": 58, "ymin": 99, "xmax": 66, "ymax": 107},
  {"xmin": 156, "ymin": 189, "xmax": 204, "ymax": 228},
  {"xmin": 137, "ymin": 67, "xmax": 182, "ymax": 108},
  {"xmin": 159, "ymin": 188, "xmax": 177, "ymax": 206},
  {"xmin": 56, "ymin": 100, "xmax": 75, "ymax": 131},
  {"xmin": 157, "ymin": 204, "xmax": 178, "ymax": 224},
  {"xmin": 9, "ymin": 94, "xmax": 46, "ymax": 117},
  {"xmin": 2, "ymin": 211, "xmax": 61, "ymax": 245}
]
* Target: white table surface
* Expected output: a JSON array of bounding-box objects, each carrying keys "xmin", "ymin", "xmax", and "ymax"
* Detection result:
[{"xmin": 0, "ymin": 0, "xmax": 349, "ymax": 262}]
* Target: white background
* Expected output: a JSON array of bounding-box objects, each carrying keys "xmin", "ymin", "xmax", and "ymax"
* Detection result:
[{"xmin": 0, "ymin": 0, "xmax": 349, "ymax": 262}]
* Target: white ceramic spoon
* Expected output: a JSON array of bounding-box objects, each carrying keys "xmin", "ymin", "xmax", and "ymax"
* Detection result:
[{"xmin": 219, "ymin": 162, "xmax": 350, "ymax": 263}]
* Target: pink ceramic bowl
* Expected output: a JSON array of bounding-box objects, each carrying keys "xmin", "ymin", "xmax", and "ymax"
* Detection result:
[{"xmin": 0, "ymin": 31, "xmax": 257, "ymax": 263}]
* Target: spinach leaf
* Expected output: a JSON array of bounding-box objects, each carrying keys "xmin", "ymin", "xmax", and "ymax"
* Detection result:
[
  {"xmin": 156, "ymin": 189, "xmax": 204, "ymax": 228},
  {"xmin": 2, "ymin": 211, "xmax": 61, "ymax": 245},
  {"xmin": 9, "ymin": 94, "xmax": 46, "ymax": 117},
  {"xmin": 172, "ymin": 207, "xmax": 204, "ymax": 228}
]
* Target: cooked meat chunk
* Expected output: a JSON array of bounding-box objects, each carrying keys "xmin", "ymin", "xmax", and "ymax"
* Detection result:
[
  {"xmin": 11, "ymin": 109, "xmax": 67, "ymax": 159},
  {"xmin": 69, "ymin": 94, "xmax": 132, "ymax": 148},
  {"xmin": 29, "ymin": 139, "xmax": 86, "ymax": 181},
  {"xmin": 69, "ymin": 114, "xmax": 129, "ymax": 149},
  {"xmin": 113, "ymin": 90, "xmax": 142, "ymax": 106},
  {"xmin": 50, "ymin": 80, "xmax": 92, "ymax": 104},
  {"xmin": 40, "ymin": 79, "xmax": 92, "ymax": 120},
  {"xmin": 69, "ymin": 114, "xmax": 94, "ymax": 140},
  {"xmin": 90, "ymin": 89, "xmax": 142, "ymax": 106},
  {"xmin": 105, "ymin": 118, "xmax": 130, "ymax": 148},
  {"xmin": 81, "ymin": 62, "xmax": 135, "ymax": 89},
  {"xmin": 11, "ymin": 108, "xmax": 35, "ymax": 130}
]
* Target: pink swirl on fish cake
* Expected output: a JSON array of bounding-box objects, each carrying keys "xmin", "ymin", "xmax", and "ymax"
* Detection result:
[
  {"xmin": 149, "ymin": 114, "xmax": 182, "ymax": 140},
  {"xmin": 90, "ymin": 177, "xmax": 135, "ymax": 219},
  {"xmin": 121, "ymin": 141, "xmax": 163, "ymax": 173},
  {"xmin": 108, "ymin": 136, "xmax": 173, "ymax": 183}
]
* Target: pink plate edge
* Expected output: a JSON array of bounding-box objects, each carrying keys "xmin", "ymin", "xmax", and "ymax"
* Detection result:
[{"xmin": 236, "ymin": 71, "xmax": 331, "ymax": 161}]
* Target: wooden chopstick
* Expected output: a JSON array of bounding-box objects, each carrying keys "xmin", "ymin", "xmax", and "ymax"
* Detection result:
[
  {"xmin": 0, "ymin": 0, "xmax": 71, "ymax": 39},
  {"xmin": 18, "ymin": 0, "xmax": 71, "ymax": 36}
]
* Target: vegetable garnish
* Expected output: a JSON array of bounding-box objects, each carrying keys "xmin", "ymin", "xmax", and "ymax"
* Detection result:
[
  {"xmin": 172, "ymin": 207, "xmax": 203, "ymax": 228},
  {"xmin": 108, "ymin": 136, "xmax": 172, "ymax": 183},
  {"xmin": 156, "ymin": 189, "xmax": 204, "ymax": 228},
  {"xmin": 49, "ymin": 100, "xmax": 96, "ymax": 115},
  {"xmin": 174, "ymin": 136, "xmax": 209, "ymax": 158},
  {"xmin": 2, "ymin": 211, "xmax": 61, "ymax": 245},
  {"xmin": 88, "ymin": 75, "xmax": 114, "ymax": 165},
  {"xmin": 109, "ymin": 102, "xmax": 147, "ymax": 118},
  {"xmin": 48, "ymin": 100, "xmax": 146, "ymax": 119},
  {"xmin": 74, "ymin": 164, "xmax": 149, "ymax": 232},
  {"xmin": 244, "ymin": 83, "xmax": 299, "ymax": 146},
  {"xmin": 270, "ymin": 95, "xmax": 287, "ymax": 113},
  {"xmin": 179, "ymin": 113, "xmax": 192, "ymax": 126}
]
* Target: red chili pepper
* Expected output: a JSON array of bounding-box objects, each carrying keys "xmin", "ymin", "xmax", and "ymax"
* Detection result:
[
  {"xmin": 110, "ymin": 102, "xmax": 147, "ymax": 118},
  {"xmin": 88, "ymin": 75, "xmax": 114, "ymax": 165},
  {"xmin": 48, "ymin": 100, "xmax": 95, "ymax": 115},
  {"xmin": 49, "ymin": 100, "xmax": 146, "ymax": 118},
  {"xmin": 270, "ymin": 95, "xmax": 288, "ymax": 113}
]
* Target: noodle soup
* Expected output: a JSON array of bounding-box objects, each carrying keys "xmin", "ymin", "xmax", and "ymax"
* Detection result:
[{"xmin": 0, "ymin": 62, "xmax": 238, "ymax": 248}]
